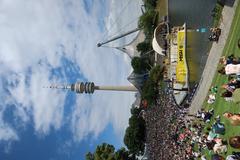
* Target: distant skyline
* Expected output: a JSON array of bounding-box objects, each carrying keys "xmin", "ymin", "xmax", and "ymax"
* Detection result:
[{"xmin": 0, "ymin": 0, "xmax": 143, "ymax": 159}]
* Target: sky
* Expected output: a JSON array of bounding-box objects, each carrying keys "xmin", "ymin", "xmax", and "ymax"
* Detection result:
[{"xmin": 0, "ymin": 0, "xmax": 143, "ymax": 159}]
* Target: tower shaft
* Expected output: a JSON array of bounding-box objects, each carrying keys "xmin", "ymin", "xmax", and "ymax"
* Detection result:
[{"xmin": 95, "ymin": 85, "xmax": 138, "ymax": 92}]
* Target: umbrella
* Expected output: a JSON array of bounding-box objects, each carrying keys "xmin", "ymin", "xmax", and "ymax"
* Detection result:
[{"xmin": 233, "ymin": 89, "xmax": 240, "ymax": 103}]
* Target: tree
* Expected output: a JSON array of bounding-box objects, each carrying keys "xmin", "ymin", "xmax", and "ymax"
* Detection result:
[
  {"xmin": 114, "ymin": 147, "xmax": 136, "ymax": 160},
  {"xmin": 143, "ymin": 0, "xmax": 158, "ymax": 10},
  {"xmin": 140, "ymin": 65, "xmax": 163, "ymax": 105},
  {"xmin": 86, "ymin": 143, "xmax": 135, "ymax": 160},
  {"xmin": 130, "ymin": 107, "xmax": 141, "ymax": 116},
  {"xmin": 138, "ymin": 9, "xmax": 156, "ymax": 36},
  {"xmin": 95, "ymin": 143, "xmax": 115, "ymax": 160},
  {"xmin": 124, "ymin": 108, "xmax": 146, "ymax": 156},
  {"xmin": 141, "ymin": 78, "xmax": 158, "ymax": 105},
  {"xmin": 131, "ymin": 57, "xmax": 142, "ymax": 74},
  {"xmin": 114, "ymin": 148, "xmax": 128, "ymax": 160},
  {"xmin": 131, "ymin": 57, "xmax": 150, "ymax": 74},
  {"xmin": 86, "ymin": 152, "xmax": 94, "ymax": 160},
  {"xmin": 136, "ymin": 41, "xmax": 152, "ymax": 54},
  {"xmin": 149, "ymin": 65, "xmax": 163, "ymax": 84}
]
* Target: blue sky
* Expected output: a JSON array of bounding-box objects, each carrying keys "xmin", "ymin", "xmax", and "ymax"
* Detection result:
[{"xmin": 0, "ymin": 0, "xmax": 142, "ymax": 159}]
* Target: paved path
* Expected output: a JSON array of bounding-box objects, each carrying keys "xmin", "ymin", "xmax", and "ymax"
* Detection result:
[{"xmin": 189, "ymin": 0, "xmax": 239, "ymax": 115}]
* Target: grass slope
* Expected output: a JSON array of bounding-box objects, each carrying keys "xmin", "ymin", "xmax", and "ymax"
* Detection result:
[{"xmin": 202, "ymin": 1, "xmax": 240, "ymax": 158}]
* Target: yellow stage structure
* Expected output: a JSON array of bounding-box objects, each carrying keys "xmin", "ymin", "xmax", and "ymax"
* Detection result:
[{"xmin": 176, "ymin": 30, "xmax": 187, "ymax": 83}]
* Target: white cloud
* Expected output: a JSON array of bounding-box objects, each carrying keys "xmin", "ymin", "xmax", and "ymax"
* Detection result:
[
  {"xmin": 0, "ymin": 0, "xmax": 142, "ymax": 142},
  {"xmin": 29, "ymin": 67, "xmax": 66, "ymax": 134},
  {"xmin": 0, "ymin": 124, "xmax": 18, "ymax": 141}
]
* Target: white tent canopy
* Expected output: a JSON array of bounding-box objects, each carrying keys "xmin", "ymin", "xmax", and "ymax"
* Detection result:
[
  {"xmin": 152, "ymin": 36, "xmax": 164, "ymax": 56},
  {"xmin": 152, "ymin": 24, "xmax": 166, "ymax": 56}
]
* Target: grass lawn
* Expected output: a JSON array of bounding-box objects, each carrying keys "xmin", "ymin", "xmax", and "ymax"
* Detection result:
[
  {"xmin": 200, "ymin": 1, "xmax": 240, "ymax": 158},
  {"xmin": 213, "ymin": 3, "xmax": 224, "ymax": 27}
]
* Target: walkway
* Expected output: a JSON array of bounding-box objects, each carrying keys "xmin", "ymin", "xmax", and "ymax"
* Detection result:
[{"xmin": 189, "ymin": 0, "xmax": 239, "ymax": 115}]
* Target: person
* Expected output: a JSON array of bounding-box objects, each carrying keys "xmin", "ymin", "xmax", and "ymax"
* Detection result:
[
  {"xmin": 212, "ymin": 121, "xmax": 225, "ymax": 135},
  {"xmin": 226, "ymin": 155, "xmax": 239, "ymax": 160},
  {"xmin": 228, "ymin": 79, "xmax": 240, "ymax": 88},
  {"xmin": 213, "ymin": 139, "xmax": 227, "ymax": 154},
  {"xmin": 202, "ymin": 109, "xmax": 214, "ymax": 122},
  {"xmin": 201, "ymin": 155, "xmax": 207, "ymax": 160},
  {"xmin": 210, "ymin": 86, "xmax": 218, "ymax": 94},
  {"xmin": 209, "ymin": 35, "xmax": 215, "ymax": 41},
  {"xmin": 219, "ymin": 55, "xmax": 240, "ymax": 65},
  {"xmin": 209, "ymin": 27, "xmax": 221, "ymax": 42},
  {"xmin": 221, "ymin": 91, "xmax": 233, "ymax": 101},
  {"xmin": 232, "ymin": 151, "xmax": 240, "ymax": 159},
  {"xmin": 208, "ymin": 94, "xmax": 216, "ymax": 104},
  {"xmin": 229, "ymin": 136, "xmax": 240, "ymax": 149},
  {"xmin": 218, "ymin": 64, "xmax": 240, "ymax": 75},
  {"xmin": 218, "ymin": 67, "xmax": 226, "ymax": 74},
  {"xmin": 206, "ymin": 140, "xmax": 216, "ymax": 150},
  {"xmin": 207, "ymin": 131, "xmax": 218, "ymax": 141},
  {"xmin": 223, "ymin": 113, "xmax": 240, "ymax": 126},
  {"xmin": 225, "ymin": 64, "xmax": 240, "ymax": 75},
  {"xmin": 222, "ymin": 84, "xmax": 235, "ymax": 92},
  {"xmin": 211, "ymin": 154, "xmax": 224, "ymax": 160}
]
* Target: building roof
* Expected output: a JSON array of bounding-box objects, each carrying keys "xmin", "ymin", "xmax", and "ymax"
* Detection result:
[
  {"xmin": 127, "ymin": 71, "xmax": 149, "ymax": 92},
  {"xmin": 152, "ymin": 37, "xmax": 164, "ymax": 56},
  {"xmin": 152, "ymin": 23, "xmax": 168, "ymax": 56},
  {"xmin": 116, "ymin": 30, "xmax": 145, "ymax": 58}
]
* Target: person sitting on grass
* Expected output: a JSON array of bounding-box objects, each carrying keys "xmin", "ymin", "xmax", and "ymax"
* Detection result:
[
  {"xmin": 219, "ymin": 55, "xmax": 240, "ymax": 65},
  {"xmin": 221, "ymin": 84, "xmax": 235, "ymax": 93},
  {"xmin": 208, "ymin": 94, "xmax": 216, "ymax": 104},
  {"xmin": 227, "ymin": 78, "xmax": 240, "ymax": 88},
  {"xmin": 211, "ymin": 154, "xmax": 224, "ymax": 160},
  {"xmin": 212, "ymin": 121, "xmax": 225, "ymax": 135},
  {"xmin": 223, "ymin": 112, "xmax": 240, "ymax": 126},
  {"xmin": 207, "ymin": 130, "xmax": 219, "ymax": 141},
  {"xmin": 213, "ymin": 138, "xmax": 227, "ymax": 154},
  {"xmin": 232, "ymin": 151, "xmax": 240, "ymax": 159},
  {"xmin": 229, "ymin": 136, "xmax": 240, "ymax": 149},
  {"xmin": 210, "ymin": 86, "xmax": 218, "ymax": 94},
  {"xmin": 206, "ymin": 139, "xmax": 216, "ymax": 150},
  {"xmin": 201, "ymin": 109, "xmax": 214, "ymax": 123},
  {"xmin": 226, "ymin": 155, "xmax": 240, "ymax": 160},
  {"xmin": 221, "ymin": 91, "xmax": 233, "ymax": 101},
  {"xmin": 218, "ymin": 64, "xmax": 240, "ymax": 75},
  {"xmin": 201, "ymin": 155, "xmax": 207, "ymax": 160}
]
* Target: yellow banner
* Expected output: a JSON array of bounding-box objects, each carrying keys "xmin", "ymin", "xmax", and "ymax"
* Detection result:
[{"xmin": 176, "ymin": 31, "xmax": 186, "ymax": 83}]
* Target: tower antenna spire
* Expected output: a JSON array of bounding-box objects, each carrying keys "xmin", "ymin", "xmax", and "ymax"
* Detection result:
[{"xmin": 44, "ymin": 84, "xmax": 71, "ymax": 90}]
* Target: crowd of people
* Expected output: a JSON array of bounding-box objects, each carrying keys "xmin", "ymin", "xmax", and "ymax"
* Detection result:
[
  {"xmin": 145, "ymin": 90, "xmax": 193, "ymax": 160},
  {"xmin": 197, "ymin": 54, "xmax": 240, "ymax": 159},
  {"xmin": 209, "ymin": 27, "xmax": 221, "ymax": 42},
  {"xmin": 217, "ymin": 55, "xmax": 240, "ymax": 102},
  {"xmin": 144, "ymin": 90, "xmax": 240, "ymax": 159},
  {"xmin": 143, "ymin": 55, "xmax": 240, "ymax": 160}
]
